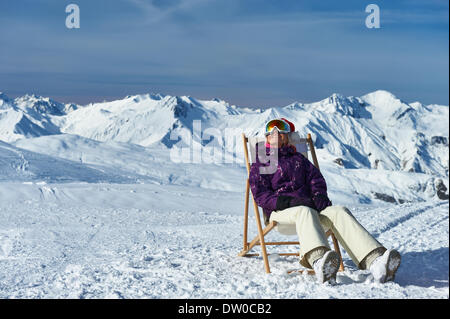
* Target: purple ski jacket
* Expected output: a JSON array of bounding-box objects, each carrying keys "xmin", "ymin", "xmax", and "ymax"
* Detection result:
[{"xmin": 248, "ymin": 142, "xmax": 331, "ymax": 221}]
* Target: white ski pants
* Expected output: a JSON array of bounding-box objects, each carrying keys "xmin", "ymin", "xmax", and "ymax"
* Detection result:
[{"xmin": 269, "ymin": 205, "xmax": 384, "ymax": 269}]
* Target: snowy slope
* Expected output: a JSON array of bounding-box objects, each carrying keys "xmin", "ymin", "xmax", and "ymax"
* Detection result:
[
  {"xmin": 0, "ymin": 182, "xmax": 447, "ymax": 298},
  {"xmin": 11, "ymin": 134, "xmax": 447, "ymax": 205},
  {"xmin": 13, "ymin": 134, "xmax": 245, "ymax": 192},
  {"xmin": 0, "ymin": 140, "xmax": 148, "ymax": 183}
]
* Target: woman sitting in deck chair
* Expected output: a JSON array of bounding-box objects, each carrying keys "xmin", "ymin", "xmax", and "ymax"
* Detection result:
[{"xmin": 248, "ymin": 118, "xmax": 401, "ymax": 284}]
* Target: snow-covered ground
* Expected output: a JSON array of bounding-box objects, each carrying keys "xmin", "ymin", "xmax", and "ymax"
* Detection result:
[
  {"xmin": 0, "ymin": 181, "xmax": 447, "ymax": 299},
  {"xmin": 0, "ymin": 90, "xmax": 448, "ymax": 299}
]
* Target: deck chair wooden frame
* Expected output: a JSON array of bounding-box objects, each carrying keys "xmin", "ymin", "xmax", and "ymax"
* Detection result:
[{"xmin": 238, "ymin": 132, "xmax": 345, "ymax": 274}]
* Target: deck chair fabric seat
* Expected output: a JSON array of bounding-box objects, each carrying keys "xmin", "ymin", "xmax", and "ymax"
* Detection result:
[{"xmin": 239, "ymin": 132, "xmax": 344, "ymax": 274}]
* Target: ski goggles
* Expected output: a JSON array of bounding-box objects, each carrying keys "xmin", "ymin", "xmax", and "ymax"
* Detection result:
[{"xmin": 265, "ymin": 119, "xmax": 291, "ymax": 136}]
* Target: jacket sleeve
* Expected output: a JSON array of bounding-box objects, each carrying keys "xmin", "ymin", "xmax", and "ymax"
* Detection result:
[
  {"xmin": 303, "ymin": 157, "xmax": 332, "ymax": 210},
  {"xmin": 304, "ymin": 156, "xmax": 328, "ymax": 196},
  {"xmin": 248, "ymin": 163, "xmax": 278, "ymax": 213}
]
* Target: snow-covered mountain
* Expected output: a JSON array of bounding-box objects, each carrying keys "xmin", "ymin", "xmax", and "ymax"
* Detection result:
[
  {"xmin": 0, "ymin": 93, "xmax": 62, "ymax": 142},
  {"xmin": 0, "ymin": 90, "xmax": 448, "ymax": 203},
  {"xmin": 59, "ymin": 94, "xmax": 240, "ymax": 148},
  {"xmin": 282, "ymin": 91, "xmax": 449, "ymax": 177}
]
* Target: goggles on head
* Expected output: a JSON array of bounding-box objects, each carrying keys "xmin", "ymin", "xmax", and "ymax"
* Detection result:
[{"xmin": 265, "ymin": 119, "xmax": 291, "ymax": 136}]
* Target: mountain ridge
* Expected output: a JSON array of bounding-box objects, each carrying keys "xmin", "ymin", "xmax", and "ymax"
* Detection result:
[{"xmin": 1, "ymin": 90, "xmax": 448, "ymax": 179}]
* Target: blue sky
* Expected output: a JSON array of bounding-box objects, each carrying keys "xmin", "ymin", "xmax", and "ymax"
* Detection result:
[{"xmin": 0, "ymin": 0, "xmax": 448, "ymax": 106}]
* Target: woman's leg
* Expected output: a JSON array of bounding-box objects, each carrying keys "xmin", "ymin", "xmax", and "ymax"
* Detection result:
[
  {"xmin": 319, "ymin": 206, "xmax": 385, "ymax": 269},
  {"xmin": 269, "ymin": 205, "xmax": 331, "ymax": 268}
]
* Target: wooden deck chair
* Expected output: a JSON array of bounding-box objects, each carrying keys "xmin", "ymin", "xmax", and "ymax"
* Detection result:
[{"xmin": 238, "ymin": 132, "xmax": 345, "ymax": 274}]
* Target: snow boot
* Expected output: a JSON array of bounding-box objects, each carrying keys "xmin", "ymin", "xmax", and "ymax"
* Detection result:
[
  {"xmin": 369, "ymin": 249, "xmax": 401, "ymax": 283},
  {"xmin": 313, "ymin": 250, "xmax": 339, "ymax": 284}
]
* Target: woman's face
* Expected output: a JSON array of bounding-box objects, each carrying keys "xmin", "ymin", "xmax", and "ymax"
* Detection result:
[{"xmin": 266, "ymin": 131, "xmax": 289, "ymax": 148}]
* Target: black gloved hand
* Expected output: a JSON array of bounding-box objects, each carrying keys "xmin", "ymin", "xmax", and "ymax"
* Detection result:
[
  {"xmin": 289, "ymin": 196, "xmax": 313, "ymax": 208},
  {"xmin": 312, "ymin": 193, "xmax": 332, "ymax": 212},
  {"xmin": 275, "ymin": 195, "xmax": 292, "ymax": 211}
]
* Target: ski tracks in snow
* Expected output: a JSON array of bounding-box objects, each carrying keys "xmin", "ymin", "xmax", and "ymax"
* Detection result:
[{"xmin": 366, "ymin": 202, "xmax": 449, "ymax": 290}]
